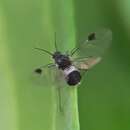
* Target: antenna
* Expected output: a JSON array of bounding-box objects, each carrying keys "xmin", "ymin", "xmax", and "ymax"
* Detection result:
[
  {"xmin": 54, "ymin": 32, "xmax": 58, "ymax": 51},
  {"xmin": 34, "ymin": 47, "xmax": 53, "ymax": 56}
]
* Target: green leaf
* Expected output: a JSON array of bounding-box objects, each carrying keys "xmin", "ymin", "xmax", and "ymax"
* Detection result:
[{"xmin": 0, "ymin": 0, "xmax": 80, "ymax": 130}]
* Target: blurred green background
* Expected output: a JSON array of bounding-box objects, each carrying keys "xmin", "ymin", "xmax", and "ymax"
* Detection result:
[
  {"xmin": 0, "ymin": 0, "xmax": 130, "ymax": 130},
  {"xmin": 75, "ymin": 0, "xmax": 130, "ymax": 130}
]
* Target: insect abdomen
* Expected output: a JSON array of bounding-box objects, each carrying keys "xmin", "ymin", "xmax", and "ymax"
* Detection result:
[
  {"xmin": 64, "ymin": 66, "xmax": 81, "ymax": 86},
  {"xmin": 67, "ymin": 71, "xmax": 81, "ymax": 86}
]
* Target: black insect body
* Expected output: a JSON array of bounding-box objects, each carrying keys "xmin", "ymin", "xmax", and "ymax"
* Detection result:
[
  {"xmin": 52, "ymin": 52, "xmax": 81, "ymax": 85},
  {"xmin": 53, "ymin": 52, "xmax": 71, "ymax": 70},
  {"xmin": 63, "ymin": 66, "xmax": 81, "ymax": 85},
  {"xmin": 34, "ymin": 29, "xmax": 112, "ymax": 86}
]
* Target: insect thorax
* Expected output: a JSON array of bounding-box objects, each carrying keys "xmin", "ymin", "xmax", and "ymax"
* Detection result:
[{"xmin": 53, "ymin": 52, "xmax": 71, "ymax": 70}]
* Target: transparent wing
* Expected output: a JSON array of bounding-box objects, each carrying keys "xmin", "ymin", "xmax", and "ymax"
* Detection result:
[
  {"xmin": 30, "ymin": 65, "xmax": 67, "ymax": 113},
  {"xmin": 73, "ymin": 57, "xmax": 101, "ymax": 70},
  {"xmin": 75, "ymin": 28, "xmax": 112, "ymax": 57},
  {"xmin": 31, "ymin": 64, "xmax": 56, "ymax": 86},
  {"xmin": 52, "ymin": 68, "xmax": 67, "ymax": 87},
  {"xmin": 31, "ymin": 64, "xmax": 66, "ymax": 87}
]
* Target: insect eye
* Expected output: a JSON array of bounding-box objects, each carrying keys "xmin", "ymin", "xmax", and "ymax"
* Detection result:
[{"xmin": 88, "ymin": 32, "xmax": 96, "ymax": 41}]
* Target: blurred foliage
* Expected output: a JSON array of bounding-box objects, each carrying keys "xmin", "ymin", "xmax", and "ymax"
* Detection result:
[{"xmin": 75, "ymin": 0, "xmax": 130, "ymax": 130}]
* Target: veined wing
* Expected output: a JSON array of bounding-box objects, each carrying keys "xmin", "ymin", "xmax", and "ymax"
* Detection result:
[
  {"xmin": 73, "ymin": 57, "xmax": 101, "ymax": 70},
  {"xmin": 31, "ymin": 64, "xmax": 55, "ymax": 86},
  {"xmin": 31, "ymin": 64, "xmax": 67, "ymax": 113},
  {"xmin": 76, "ymin": 28, "xmax": 112, "ymax": 57},
  {"xmin": 31, "ymin": 64, "xmax": 66, "ymax": 87}
]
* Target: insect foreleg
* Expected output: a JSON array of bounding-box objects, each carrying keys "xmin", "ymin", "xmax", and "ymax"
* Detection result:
[{"xmin": 37, "ymin": 63, "xmax": 56, "ymax": 69}]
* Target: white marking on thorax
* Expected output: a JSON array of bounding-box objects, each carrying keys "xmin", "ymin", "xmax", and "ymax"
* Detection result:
[{"xmin": 63, "ymin": 66, "xmax": 78, "ymax": 77}]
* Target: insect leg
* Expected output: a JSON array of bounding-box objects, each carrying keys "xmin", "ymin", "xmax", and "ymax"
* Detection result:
[
  {"xmin": 70, "ymin": 47, "xmax": 77, "ymax": 55},
  {"xmin": 70, "ymin": 47, "xmax": 80, "ymax": 56},
  {"xmin": 34, "ymin": 63, "xmax": 56, "ymax": 74},
  {"xmin": 57, "ymin": 87, "xmax": 63, "ymax": 113},
  {"xmin": 38, "ymin": 63, "xmax": 55, "ymax": 68}
]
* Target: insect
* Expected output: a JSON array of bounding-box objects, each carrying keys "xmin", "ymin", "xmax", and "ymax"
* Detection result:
[{"xmin": 34, "ymin": 28, "xmax": 112, "ymax": 86}]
